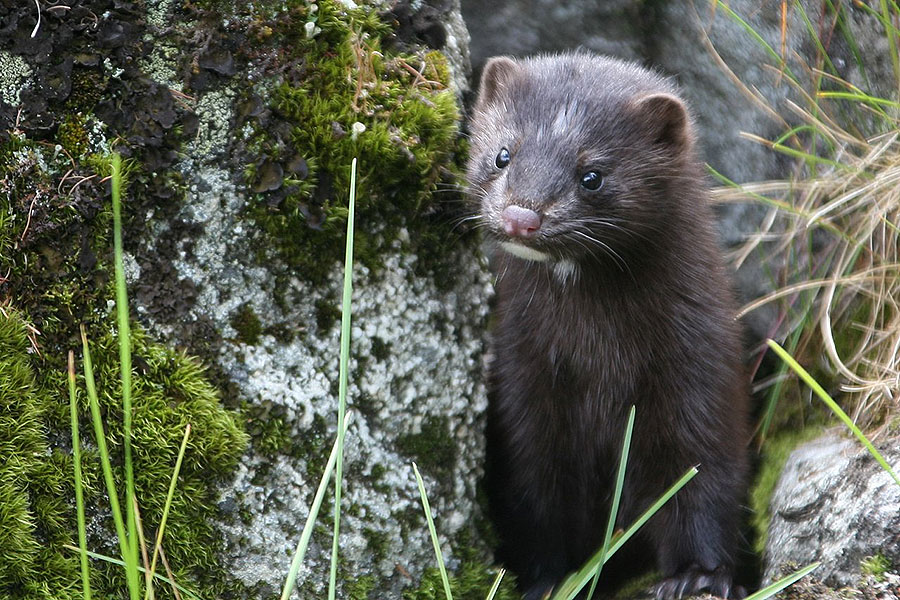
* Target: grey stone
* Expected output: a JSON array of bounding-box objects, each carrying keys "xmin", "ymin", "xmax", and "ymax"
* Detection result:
[{"xmin": 765, "ymin": 430, "xmax": 900, "ymax": 587}]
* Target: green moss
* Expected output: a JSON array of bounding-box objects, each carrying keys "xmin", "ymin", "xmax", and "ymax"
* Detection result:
[
  {"xmin": 362, "ymin": 527, "xmax": 390, "ymax": 563},
  {"xmin": 1, "ymin": 135, "xmax": 248, "ymax": 597},
  {"xmin": 396, "ymin": 416, "xmax": 457, "ymax": 481},
  {"xmin": 242, "ymin": 0, "xmax": 466, "ymax": 284},
  {"xmin": 345, "ymin": 574, "xmax": 377, "ymax": 600},
  {"xmin": 57, "ymin": 113, "xmax": 90, "ymax": 158},
  {"xmin": 750, "ymin": 426, "xmax": 824, "ymax": 553},
  {"xmin": 230, "ymin": 302, "xmax": 263, "ymax": 345},
  {"xmin": 403, "ymin": 561, "xmax": 520, "ymax": 600},
  {"xmin": 0, "ymin": 307, "xmax": 248, "ymax": 599},
  {"xmin": 860, "ymin": 554, "xmax": 892, "ymax": 581},
  {"xmin": 0, "ymin": 309, "xmax": 76, "ymax": 598},
  {"xmin": 245, "ymin": 406, "xmax": 293, "ymax": 456}
]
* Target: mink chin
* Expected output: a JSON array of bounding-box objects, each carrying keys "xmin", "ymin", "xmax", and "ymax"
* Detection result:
[{"xmin": 466, "ymin": 52, "xmax": 750, "ymax": 600}]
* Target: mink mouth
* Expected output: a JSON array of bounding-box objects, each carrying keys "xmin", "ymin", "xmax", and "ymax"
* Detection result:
[{"xmin": 499, "ymin": 240, "xmax": 553, "ymax": 262}]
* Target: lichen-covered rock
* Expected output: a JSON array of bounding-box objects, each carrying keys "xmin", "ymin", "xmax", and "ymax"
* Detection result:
[
  {"xmin": 764, "ymin": 430, "xmax": 900, "ymax": 588},
  {"xmin": 2, "ymin": 0, "xmax": 494, "ymax": 597},
  {"xmin": 135, "ymin": 163, "xmax": 492, "ymax": 596}
]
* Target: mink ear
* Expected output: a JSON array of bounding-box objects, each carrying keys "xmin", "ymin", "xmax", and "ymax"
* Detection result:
[
  {"xmin": 476, "ymin": 56, "xmax": 521, "ymax": 110},
  {"xmin": 630, "ymin": 93, "xmax": 693, "ymax": 154}
]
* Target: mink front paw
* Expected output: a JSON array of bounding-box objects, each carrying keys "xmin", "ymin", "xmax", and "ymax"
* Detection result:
[{"xmin": 655, "ymin": 567, "xmax": 745, "ymax": 600}]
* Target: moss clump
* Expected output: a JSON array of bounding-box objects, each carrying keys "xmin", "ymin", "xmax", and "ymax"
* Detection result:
[
  {"xmin": 860, "ymin": 554, "xmax": 892, "ymax": 581},
  {"xmin": 0, "ymin": 308, "xmax": 248, "ymax": 599},
  {"xmin": 56, "ymin": 113, "xmax": 91, "ymax": 158},
  {"xmin": 75, "ymin": 325, "xmax": 249, "ymax": 597},
  {"xmin": 243, "ymin": 400, "xmax": 294, "ymax": 456},
  {"xmin": 403, "ymin": 561, "xmax": 519, "ymax": 600},
  {"xmin": 0, "ymin": 136, "xmax": 248, "ymax": 598},
  {"xmin": 0, "ymin": 135, "xmax": 114, "ymax": 346},
  {"xmin": 346, "ymin": 574, "xmax": 377, "ymax": 600},
  {"xmin": 230, "ymin": 302, "xmax": 263, "ymax": 345},
  {"xmin": 241, "ymin": 0, "xmax": 465, "ymax": 283},
  {"xmin": 0, "ymin": 309, "xmax": 76, "ymax": 599},
  {"xmin": 396, "ymin": 416, "xmax": 457, "ymax": 481}
]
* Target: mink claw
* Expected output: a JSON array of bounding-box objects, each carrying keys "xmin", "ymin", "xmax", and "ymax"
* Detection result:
[{"xmin": 655, "ymin": 567, "xmax": 742, "ymax": 600}]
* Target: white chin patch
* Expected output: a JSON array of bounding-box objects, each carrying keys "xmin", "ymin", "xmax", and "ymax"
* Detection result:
[{"xmin": 500, "ymin": 241, "xmax": 551, "ymax": 262}]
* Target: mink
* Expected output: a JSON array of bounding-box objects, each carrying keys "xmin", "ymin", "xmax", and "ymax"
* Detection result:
[{"xmin": 466, "ymin": 52, "xmax": 750, "ymax": 600}]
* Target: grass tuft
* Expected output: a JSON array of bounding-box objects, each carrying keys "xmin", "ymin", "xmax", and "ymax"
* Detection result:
[{"xmin": 710, "ymin": 1, "xmax": 900, "ymax": 436}]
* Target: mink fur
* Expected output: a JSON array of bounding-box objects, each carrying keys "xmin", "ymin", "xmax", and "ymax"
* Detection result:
[{"xmin": 466, "ymin": 52, "xmax": 750, "ymax": 600}]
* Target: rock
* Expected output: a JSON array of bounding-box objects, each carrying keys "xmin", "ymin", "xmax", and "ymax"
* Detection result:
[
  {"xmin": 765, "ymin": 430, "xmax": 900, "ymax": 587},
  {"xmin": 1, "ymin": 0, "xmax": 489, "ymax": 597}
]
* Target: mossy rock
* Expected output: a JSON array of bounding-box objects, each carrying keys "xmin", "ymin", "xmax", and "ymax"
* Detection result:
[
  {"xmin": 0, "ymin": 307, "xmax": 248, "ymax": 599},
  {"xmin": 239, "ymin": 0, "xmax": 468, "ymax": 284}
]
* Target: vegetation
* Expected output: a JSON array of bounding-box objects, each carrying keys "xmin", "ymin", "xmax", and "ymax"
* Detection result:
[
  {"xmin": 707, "ymin": 1, "xmax": 900, "ymax": 577},
  {"xmin": 4, "ymin": 0, "xmax": 900, "ymax": 598},
  {"xmin": 710, "ymin": 0, "xmax": 900, "ymax": 438},
  {"xmin": 241, "ymin": 0, "xmax": 466, "ymax": 284}
]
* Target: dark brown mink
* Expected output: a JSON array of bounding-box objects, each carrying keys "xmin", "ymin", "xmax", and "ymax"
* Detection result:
[{"xmin": 466, "ymin": 52, "xmax": 750, "ymax": 600}]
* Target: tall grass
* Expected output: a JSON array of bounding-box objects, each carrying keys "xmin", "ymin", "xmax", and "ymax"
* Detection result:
[
  {"xmin": 111, "ymin": 152, "xmax": 141, "ymax": 600},
  {"xmin": 707, "ymin": 0, "xmax": 900, "ymax": 435},
  {"xmin": 68, "ymin": 350, "xmax": 91, "ymax": 600},
  {"xmin": 68, "ymin": 155, "xmax": 195, "ymax": 599},
  {"xmin": 327, "ymin": 156, "xmax": 357, "ymax": 599}
]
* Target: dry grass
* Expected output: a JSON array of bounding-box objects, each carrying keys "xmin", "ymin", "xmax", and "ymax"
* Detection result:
[{"xmin": 706, "ymin": 1, "xmax": 900, "ymax": 433}]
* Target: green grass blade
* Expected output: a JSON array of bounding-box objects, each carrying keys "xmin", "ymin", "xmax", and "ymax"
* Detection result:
[
  {"xmin": 80, "ymin": 325, "xmax": 134, "ymax": 581},
  {"xmin": 714, "ymin": 0, "xmax": 797, "ymax": 81},
  {"xmin": 484, "ymin": 569, "xmax": 505, "ymax": 600},
  {"xmin": 824, "ymin": 0, "xmax": 869, "ymax": 85},
  {"xmin": 69, "ymin": 351, "xmax": 92, "ymax": 600},
  {"xmin": 793, "ymin": 1, "xmax": 837, "ymax": 77},
  {"xmin": 552, "ymin": 466, "xmax": 698, "ymax": 600},
  {"xmin": 767, "ymin": 340, "xmax": 900, "ymax": 486},
  {"xmin": 328, "ymin": 157, "xmax": 358, "ymax": 600},
  {"xmin": 111, "ymin": 152, "xmax": 140, "ymax": 600},
  {"xmin": 65, "ymin": 546, "xmax": 204, "ymax": 600},
  {"xmin": 880, "ymin": 0, "xmax": 900, "ymax": 94},
  {"xmin": 281, "ymin": 412, "xmax": 354, "ymax": 600},
  {"xmin": 817, "ymin": 91, "xmax": 900, "ymax": 112},
  {"xmin": 586, "ymin": 406, "xmax": 635, "ymax": 600},
  {"xmin": 145, "ymin": 423, "xmax": 191, "ymax": 600},
  {"xmin": 413, "ymin": 462, "xmax": 453, "ymax": 600},
  {"xmin": 744, "ymin": 562, "xmax": 820, "ymax": 600}
]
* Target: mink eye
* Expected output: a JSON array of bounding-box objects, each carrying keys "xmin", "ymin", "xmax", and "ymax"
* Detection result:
[
  {"xmin": 495, "ymin": 147, "xmax": 511, "ymax": 169},
  {"xmin": 580, "ymin": 170, "xmax": 603, "ymax": 191}
]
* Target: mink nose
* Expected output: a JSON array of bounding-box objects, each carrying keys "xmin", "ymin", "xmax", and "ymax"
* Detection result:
[{"xmin": 501, "ymin": 205, "xmax": 541, "ymax": 238}]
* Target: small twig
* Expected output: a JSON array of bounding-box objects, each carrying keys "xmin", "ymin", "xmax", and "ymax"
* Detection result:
[
  {"xmin": 20, "ymin": 194, "xmax": 38, "ymax": 242},
  {"xmin": 168, "ymin": 88, "xmax": 196, "ymax": 111},
  {"xmin": 68, "ymin": 174, "xmax": 97, "ymax": 196},
  {"xmin": 57, "ymin": 169, "xmax": 75, "ymax": 195},
  {"xmin": 159, "ymin": 547, "xmax": 182, "ymax": 600},
  {"xmin": 398, "ymin": 59, "xmax": 441, "ymax": 90}
]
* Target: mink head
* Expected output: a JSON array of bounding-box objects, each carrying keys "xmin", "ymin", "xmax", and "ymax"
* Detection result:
[{"xmin": 466, "ymin": 52, "xmax": 702, "ymax": 268}]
